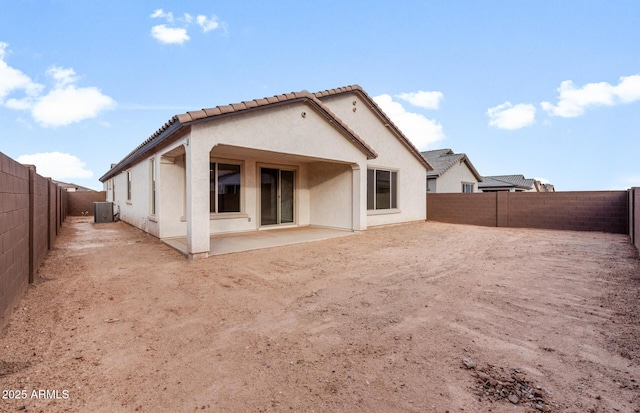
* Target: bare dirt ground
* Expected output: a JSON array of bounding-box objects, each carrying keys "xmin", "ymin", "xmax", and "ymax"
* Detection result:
[{"xmin": 1, "ymin": 217, "xmax": 640, "ymax": 413}]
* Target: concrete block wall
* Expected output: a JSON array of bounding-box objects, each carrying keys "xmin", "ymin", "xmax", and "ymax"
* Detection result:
[
  {"xmin": 505, "ymin": 191, "xmax": 628, "ymax": 233},
  {"xmin": 0, "ymin": 151, "xmax": 67, "ymax": 330},
  {"xmin": 1, "ymin": 153, "xmax": 31, "ymax": 329},
  {"xmin": 426, "ymin": 192, "xmax": 497, "ymax": 226},
  {"xmin": 631, "ymin": 187, "xmax": 639, "ymax": 252},
  {"xmin": 67, "ymin": 191, "xmax": 107, "ymax": 216},
  {"xmin": 427, "ymin": 191, "xmax": 629, "ymax": 234},
  {"xmin": 48, "ymin": 181, "xmax": 57, "ymax": 248},
  {"xmin": 30, "ymin": 171, "xmax": 50, "ymax": 281}
]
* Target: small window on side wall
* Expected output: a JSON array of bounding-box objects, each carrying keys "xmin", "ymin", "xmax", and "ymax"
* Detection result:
[
  {"xmin": 126, "ymin": 171, "xmax": 132, "ymax": 201},
  {"xmin": 367, "ymin": 168, "xmax": 398, "ymax": 210},
  {"xmin": 462, "ymin": 183, "xmax": 474, "ymax": 193},
  {"xmin": 150, "ymin": 159, "xmax": 156, "ymax": 215}
]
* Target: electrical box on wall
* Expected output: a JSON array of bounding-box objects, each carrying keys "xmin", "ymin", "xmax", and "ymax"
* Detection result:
[{"xmin": 94, "ymin": 202, "xmax": 114, "ymax": 223}]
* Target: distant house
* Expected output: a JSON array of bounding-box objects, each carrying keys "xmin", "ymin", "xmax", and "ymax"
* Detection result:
[
  {"xmin": 535, "ymin": 181, "xmax": 555, "ymax": 192},
  {"xmin": 51, "ymin": 180, "xmax": 97, "ymax": 192},
  {"xmin": 421, "ymin": 148, "xmax": 482, "ymax": 193},
  {"xmin": 478, "ymin": 175, "xmax": 538, "ymax": 192},
  {"xmin": 99, "ymin": 85, "xmax": 431, "ymax": 259}
]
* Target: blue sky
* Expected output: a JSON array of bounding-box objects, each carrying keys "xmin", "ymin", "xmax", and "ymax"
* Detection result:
[{"xmin": 1, "ymin": 1, "xmax": 639, "ymax": 191}]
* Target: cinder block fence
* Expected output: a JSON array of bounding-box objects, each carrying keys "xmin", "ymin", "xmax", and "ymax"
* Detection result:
[
  {"xmin": 1, "ymin": 151, "xmax": 68, "ymax": 330},
  {"xmin": 630, "ymin": 187, "xmax": 640, "ymax": 252},
  {"xmin": 427, "ymin": 191, "xmax": 630, "ymax": 234},
  {"xmin": 67, "ymin": 190, "xmax": 107, "ymax": 216}
]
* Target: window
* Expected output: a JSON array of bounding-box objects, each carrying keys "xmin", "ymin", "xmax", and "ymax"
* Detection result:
[
  {"xmin": 210, "ymin": 162, "xmax": 241, "ymax": 213},
  {"xmin": 126, "ymin": 171, "xmax": 132, "ymax": 201},
  {"xmin": 367, "ymin": 168, "xmax": 398, "ymax": 210},
  {"xmin": 462, "ymin": 183, "xmax": 474, "ymax": 193},
  {"xmin": 427, "ymin": 178, "xmax": 436, "ymax": 193},
  {"xmin": 150, "ymin": 159, "xmax": 156, "ymax": 214}
]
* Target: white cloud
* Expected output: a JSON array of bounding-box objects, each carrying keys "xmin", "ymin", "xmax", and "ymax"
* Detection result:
[
  {"xmin": 197, "ymin": 14, "xmax": 220, "ymax": 32},
  {"xmin": 47, "ymin": 66, "xmax": 78, "ymax": 86},
  {"xmin": 0, "ymin": 42, "xmax": 43, "ymax": 104},
  {"xmin": 0, "ymin": 43, "xmax": 115, "ymax": 127},
  {"xmin": 614, "ymin": 75, "xmax": 640, "ymax": 103},
  {"xmin": 151, "ymin": 24, "xmax": 190, "ymax": 45},
  {"xmin": 150, "ymin": 9, "xmax": 226, "ymax": 44},
  {"xmin": 150, "ymin": 9, "xmax": 174, "ymax": 22},
  {"xmin": 373, "ymin": 94, "xmax": 445, "ymax": 151},
  {"xmin": 541, "ymin": 74, "xmax": 640, "ymax": 117},
  {"xmin": 396, "ymin": 90, "xmax": 443, "ymax": 110},
  {"xmin": 487, "ymin": 102, "xmax": 536, "ymax": 130},
  {"xmin": 32, "ymin": 84, "xmax": 116, "ymax": 127},
  {"xmin": 17, "ymin": 152, "xmax": 93, "ymax": 180}
]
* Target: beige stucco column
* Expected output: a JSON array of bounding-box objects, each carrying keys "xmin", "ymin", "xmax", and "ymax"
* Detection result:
[
  {"xmin": 352, "ymin": 162, "xmax": 367, "ymax": 231},
  {"xmin": 185, "ymin": 136, "xmax": 210, "ymax": 259}
]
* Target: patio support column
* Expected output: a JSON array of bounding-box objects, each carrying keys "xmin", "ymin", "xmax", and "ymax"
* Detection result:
[
  {"xmin": 185, "ymin": 137, "xmax": 210, "ymax": 259},
  {"xmin": 351, "ymin": 163, "xmax": 366, "ymax": 231}
]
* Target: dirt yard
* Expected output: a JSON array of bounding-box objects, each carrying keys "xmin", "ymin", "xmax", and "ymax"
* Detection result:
[{"xmin": 1, "ymin": 217, "xmax": 639, "ymax": 413}]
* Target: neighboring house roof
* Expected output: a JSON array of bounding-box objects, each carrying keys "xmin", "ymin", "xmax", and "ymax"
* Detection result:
[
  {"xmin": 478, "ymin": 175, "xmax": 535, "ymax": 190},
  {"xmin": 100, "ymin": 87, "xmax": 380, "ymax": 182},
  {"xmin": 314, "ymin": 85, "xmax": 432, "ymax": 171},
  {"xmin": 540, "ymin": 183, "xmax": 555, "ymax": 192},
  {"xmin": 51, "ymin": 179, "xmax": 97, "ymax": 192},
  {"xmin": 420, "ymin": 148, "xmax": 482, "ymax": 181},
  {"xmin": 533, "ymin": 181, "xmax": 555, "ymax": 192}
]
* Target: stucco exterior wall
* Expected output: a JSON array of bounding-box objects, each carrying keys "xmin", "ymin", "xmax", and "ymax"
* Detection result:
[
  {"xmin": 193, "ymin": 103, "xmax": 367, "ymax": 164},
  {"xmin": 104, "ymin": 94, "xmax": 429, "ymax": 256},
  {"xmin": 433, "ymin": 162, "xmax": 479, "ymax": 193},
  {"xmin": 110, "ymin": 155, "xmax": 157, "ymax": 236},
  {"xmin": 159, "ymin": 151, "xmax": 186, "ymax": 239},
  {"xmin": 189, "ymin": 103, "xmax": 368, "ymax": 237},
  {"xmin": 319, "ymin": 94, "xmax": 427, "ymax": 226},
  {"xmin": 307, "ymin": 162, "xmax": 354, "ymax": 230},
  {"xmin": 109, "ymin": 100, "xmax": 369, "ymax": 251},
  {"xmin": 205, "ymin": 157, "xmax": 309, "ymax": 236}
]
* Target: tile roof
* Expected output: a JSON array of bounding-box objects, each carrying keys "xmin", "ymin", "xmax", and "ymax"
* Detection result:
[
  {"xmin": 478, "ymin": 175, "xmax": 535, "ymax": 190},
  {"xmin": 51, "ymin": 180, "xmax": 97, "ymax": 192},
  {"xmin": 100, "ymin": 88, "xmax": 379, "ymax": 182},
  {"xmin": 313, "ymin": 85, "xmax": 433, "ymax": 170},
  {"xmin": 421, "ymin": 148, "xmax": 482, "ymax": 181}
]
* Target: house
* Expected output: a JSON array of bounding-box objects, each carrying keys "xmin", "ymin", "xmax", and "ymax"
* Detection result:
[
  {"xmin": 478, "ymin": 175, "xmax": 538, "ymax": 192},
  {"xmin": 51, "ymin": 179, "xmax": 97, "ymax": 192},
  {"xmin": 535, "ymin": 181, "xmax": 555, "ymax": 192},
  {"xmin": 421, "ymin": 148, "xmax": 482, "ymax": 193},
  {"xmin": 99, "ymin": 85, "xmax": 432, "ymax": 259}
]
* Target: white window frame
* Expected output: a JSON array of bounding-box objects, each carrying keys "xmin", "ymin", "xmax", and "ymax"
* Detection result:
[
  {"xmin": 126, "ymin": 170, "xmax": 132, "ymax": 203},
  {"xmin": 150, "ymin": 159, "xmax": 157, "ymax": 215},
  {"xmin": 367, "ymin": 168, "xmax": 398, "ymax": 211},
  {"xmin": 209, "ymin": 159, "xmax": 244, "ymax": 216}
]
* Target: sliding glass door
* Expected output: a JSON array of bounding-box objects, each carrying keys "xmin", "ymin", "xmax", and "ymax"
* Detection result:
[{"xmin": 260, "ymin": 167, "xmax": 295, "ymax": 226}]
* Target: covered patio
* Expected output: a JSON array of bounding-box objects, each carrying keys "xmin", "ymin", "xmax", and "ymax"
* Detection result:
[{"xmin": 162, "ymin": 226, "xmax": 357, "ymax": 256}]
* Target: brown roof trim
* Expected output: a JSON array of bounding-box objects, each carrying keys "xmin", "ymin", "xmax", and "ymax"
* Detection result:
[
  {"xmin": 314, "ymin": 85, "xmax": 433, "ymax": 171},
  {"xmin": 100, "ymin": 90, "xmax": 377, "ymax": 182}
]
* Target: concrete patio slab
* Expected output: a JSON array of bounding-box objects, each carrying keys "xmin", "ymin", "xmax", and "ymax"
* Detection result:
[{"xmin": 162, "ymin": 226, "xmax": 357, "ymax": 256}]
